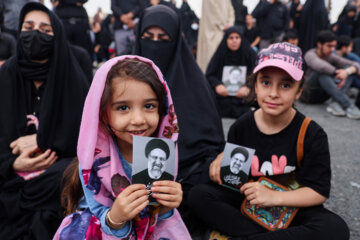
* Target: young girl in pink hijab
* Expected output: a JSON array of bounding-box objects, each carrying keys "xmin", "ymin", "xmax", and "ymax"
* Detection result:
[{"xmin": 54, "ymin": 55, "xmax": 191, "ymax": 240}]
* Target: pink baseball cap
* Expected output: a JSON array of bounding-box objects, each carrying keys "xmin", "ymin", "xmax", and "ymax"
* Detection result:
[{"xmin": 253, "ymin": 42, "xmax": 304, "ymax": 81}]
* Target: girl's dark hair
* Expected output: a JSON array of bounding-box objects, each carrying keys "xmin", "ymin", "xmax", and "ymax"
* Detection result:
[
  {"xmin": 245, "ymin": 72, "xmax": 305, "ymax": 103},
  {"xmin": 99, "ymin": 58, "xmax": 167, "ymax": 133},
  {"xmin": 61, "ymin": 157, "xmax": 83, "ymax": 215}
]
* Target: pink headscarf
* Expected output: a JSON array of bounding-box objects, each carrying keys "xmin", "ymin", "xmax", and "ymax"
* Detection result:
[{"xmin": 54, "ymin": 55, "xmax": 190, "ymax": 240}]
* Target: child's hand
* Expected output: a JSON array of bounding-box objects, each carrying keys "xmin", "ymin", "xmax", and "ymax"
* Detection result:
[
  {"xmin": 151, "ymin": 180, "xmax": 182, "ymax": 215},
  {"xmin": 240, "ymin": 182, "xmax": 279, "ymax": 207},
  {"xmin": 209, "ymin": 152, "xmax": 223, "ymax": 185},
  {"xmin": 110, "ymin": 184, "xmax": 149, "ymax": 223}
]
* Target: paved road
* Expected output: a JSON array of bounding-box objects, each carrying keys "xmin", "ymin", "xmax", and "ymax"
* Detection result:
[{"xmin": 221, "ymin": 99, "xmax": 360, "ymax": 239}]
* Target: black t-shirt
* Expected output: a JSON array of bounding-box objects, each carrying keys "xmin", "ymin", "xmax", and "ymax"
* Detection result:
[{"xmin": 228, "ymin": 110, "xmax": 331, "ymax": 198}]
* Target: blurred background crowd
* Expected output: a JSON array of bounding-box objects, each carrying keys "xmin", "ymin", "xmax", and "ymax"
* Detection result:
[
  {"xmin": 1, "ymin": 0, "xmax": 360, "ymax": 118},
  {"xmin": 0, "ymin": 0, "xmax": 356, "ymax": 69}
]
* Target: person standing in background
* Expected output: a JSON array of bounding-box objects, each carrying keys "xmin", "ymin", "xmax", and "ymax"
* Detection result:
[
  {"xmin": 244, "ymin": 14, "xmax": 260, "ymax": 52},
  {"xmin": 0, "ymin": 0, "xmax": 38, "ymax": 39},
  {"xmin": 111, "ymin": 0, "xmax": 141, "ymax": 56},
  {"xmin": 196, "ymin": 0, "xmax": 234, "ymax": 73},
  {"xmin": 179, "ymin": 0, "xmax": 199, "ymax": 57},
  {"xmin": 0, "ymin": 3, "xmax": 16, "ymax": 67},
  {"xmin": 53, "ymin": 0, "xmax": 93, "ymax": 60},
  {"xmin": 252, "ymin": 0, "xmax": 289, "ymax": 50},
  {"xmin": 298, "ymin": 0, "xmax": 329, "ymax": 53},
  {"xmin": 231, "ymin": 0, "xmax": 248, "ymax": 34}
]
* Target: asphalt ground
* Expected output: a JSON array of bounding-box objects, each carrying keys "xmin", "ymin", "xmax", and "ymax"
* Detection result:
[{"xmin": 221, "ymin": 95, "xmax": 360, "ymax": 240}]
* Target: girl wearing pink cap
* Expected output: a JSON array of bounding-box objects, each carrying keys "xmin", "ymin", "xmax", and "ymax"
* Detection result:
[
  {"xmin": 53, "ymin": 56, "xmax": 191, "ymax": 239},
  {"xmin": 188, "ymin": 42, "xmax": 349, "ymax": 240}
]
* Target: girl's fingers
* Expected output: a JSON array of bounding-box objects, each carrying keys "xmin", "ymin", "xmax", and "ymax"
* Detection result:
[
  {"xmin": 124, "ymin": 195, "xmax": 149, "ymax": 216},
  {"xmin": 246, "ymin": 192, "xmax": 257, "ymax": 202},
  {"xmin": 241, "ymin": 182, "xmax": 257, "ymax": 193},
  {"xmin": 156, "ymin": 198, "xmax": 179, "ymax": 208},
  {"xmin": 209, "ymin": 155, "xmax": 222, "ymax": 185},
  {"xmin": 152, "ymin": 180, "xmax": 177, "ymax": 187},
  {"xmin": 152, "ymin": 182, "xmax": 182, "ymax": 195},
  {"xmin": 121, "ymin": 184, "xmax": 147, "ymax": 197},
  {"xmin": 113, "ymin": 196, "xmax": 149, "ymax": 222},
  {"xmin": 130, "ymin": 199, "xmax": 149, "ymax": 216},
  {"xmin": 216, "ymin": 162, "xmax": 222, "ymax": 184},
  {"xmin": 243, "ymin": 186, "xmax": 256, "ymax": 197},
  {"xmin": 151, "ymin": 187, "xmax": 183, "ymax": 197},
  {"xmin": 152, "ymin": 192, "xmax": 180, "ymax": 203},
  {"xmin": 117, "ymin": 188, "xmax": 148, "ymax": 209},
  {"xmin": 215, "ymin": 152, "xmax": 223, "ymax": 184}
]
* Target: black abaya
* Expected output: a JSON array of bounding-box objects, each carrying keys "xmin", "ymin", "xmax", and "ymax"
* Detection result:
[
  {"xmin": 0, "ymin": 3, "xmax": 89, "ymax": 239},
  {"xmin": 134, "ymin": 5, "xmax": 225, "ymax": 233},
  {"xmin": 298, "ymin": 0, "xmax": 329, "ymax": 53},
  {"xmin": 134, "ymin": 5, "xmax": 225, "ymax": 173}
]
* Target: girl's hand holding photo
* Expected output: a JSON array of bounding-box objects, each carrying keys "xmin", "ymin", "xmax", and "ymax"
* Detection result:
[
  {"xmin": 109, "ymin": 184, "xmax": 149, "ymax": 225},
  {"xmin": 209, "ymin": 152, "xmax": 224, "ymax": 185},
  {"xmin": 151, "ymin": 180, "xmax": 183, "ymax": 215},
  {"xmin": 240, "ymin": 181, "xmax": 280, "ymax": 207}
]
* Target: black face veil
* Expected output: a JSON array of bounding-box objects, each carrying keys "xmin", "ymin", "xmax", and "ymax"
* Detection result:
[
  {"xmin": 135, "ymin": 5, "xmax": 225, "ymax": 171},
  {"xmin": 138, "ymin": 7, "xmax": 178, "ymax": 74}
]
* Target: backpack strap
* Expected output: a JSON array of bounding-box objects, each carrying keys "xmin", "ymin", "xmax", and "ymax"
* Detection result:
[{"xmin": 296, "ymin": 117, "xmax": 312, "ymax": 168}]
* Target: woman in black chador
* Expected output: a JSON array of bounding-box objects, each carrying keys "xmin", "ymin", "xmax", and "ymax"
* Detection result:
[
  {"xmin": 0, "ymin": 2, "xmax": 89, "ymax": 239},
  {"xmin": 134, "ymin": 5, "xmax": 225, "ymax": 233},
  {"xmin": 298, "ymin": 0, "xmax": 329, "ymax": 53},
  {"xmin": 206, "ymin": 26, "xmax": 257, "ymax": 119}
]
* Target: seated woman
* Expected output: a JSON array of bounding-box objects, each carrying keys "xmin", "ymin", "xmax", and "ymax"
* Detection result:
[
  {"xmin": 134, "ymin": 5, "xmax": 225, "ymax": 234},
  {"xmin": 206, "ymin": 26, "xmax": 257, "ymax": 119},
  {"xmin": 0, "ymin": 2, "xmax": 89, "ymax": 239}
]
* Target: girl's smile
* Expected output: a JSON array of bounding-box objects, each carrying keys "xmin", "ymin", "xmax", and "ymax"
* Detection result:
[{"xmin": 127, "ymin": 129, "xmax": 147, "ymax": 136}]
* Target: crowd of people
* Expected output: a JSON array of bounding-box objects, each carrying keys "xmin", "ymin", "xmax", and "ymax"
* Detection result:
[{"xmin": 0, "ymin": 0, "xmax": 358, "ymax": 239}]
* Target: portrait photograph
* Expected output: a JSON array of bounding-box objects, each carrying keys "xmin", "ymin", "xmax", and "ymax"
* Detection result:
[
  {"xmin": 220, "ymin": 142, "xmax": 255, "ymax": 191},
  {"xmin": 221, "ymin": 65, "xmax": 247, "ymax": 96},
  {"xmin": 132, "ymin": 136, "xmax": 175, "ymax": 204}
]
